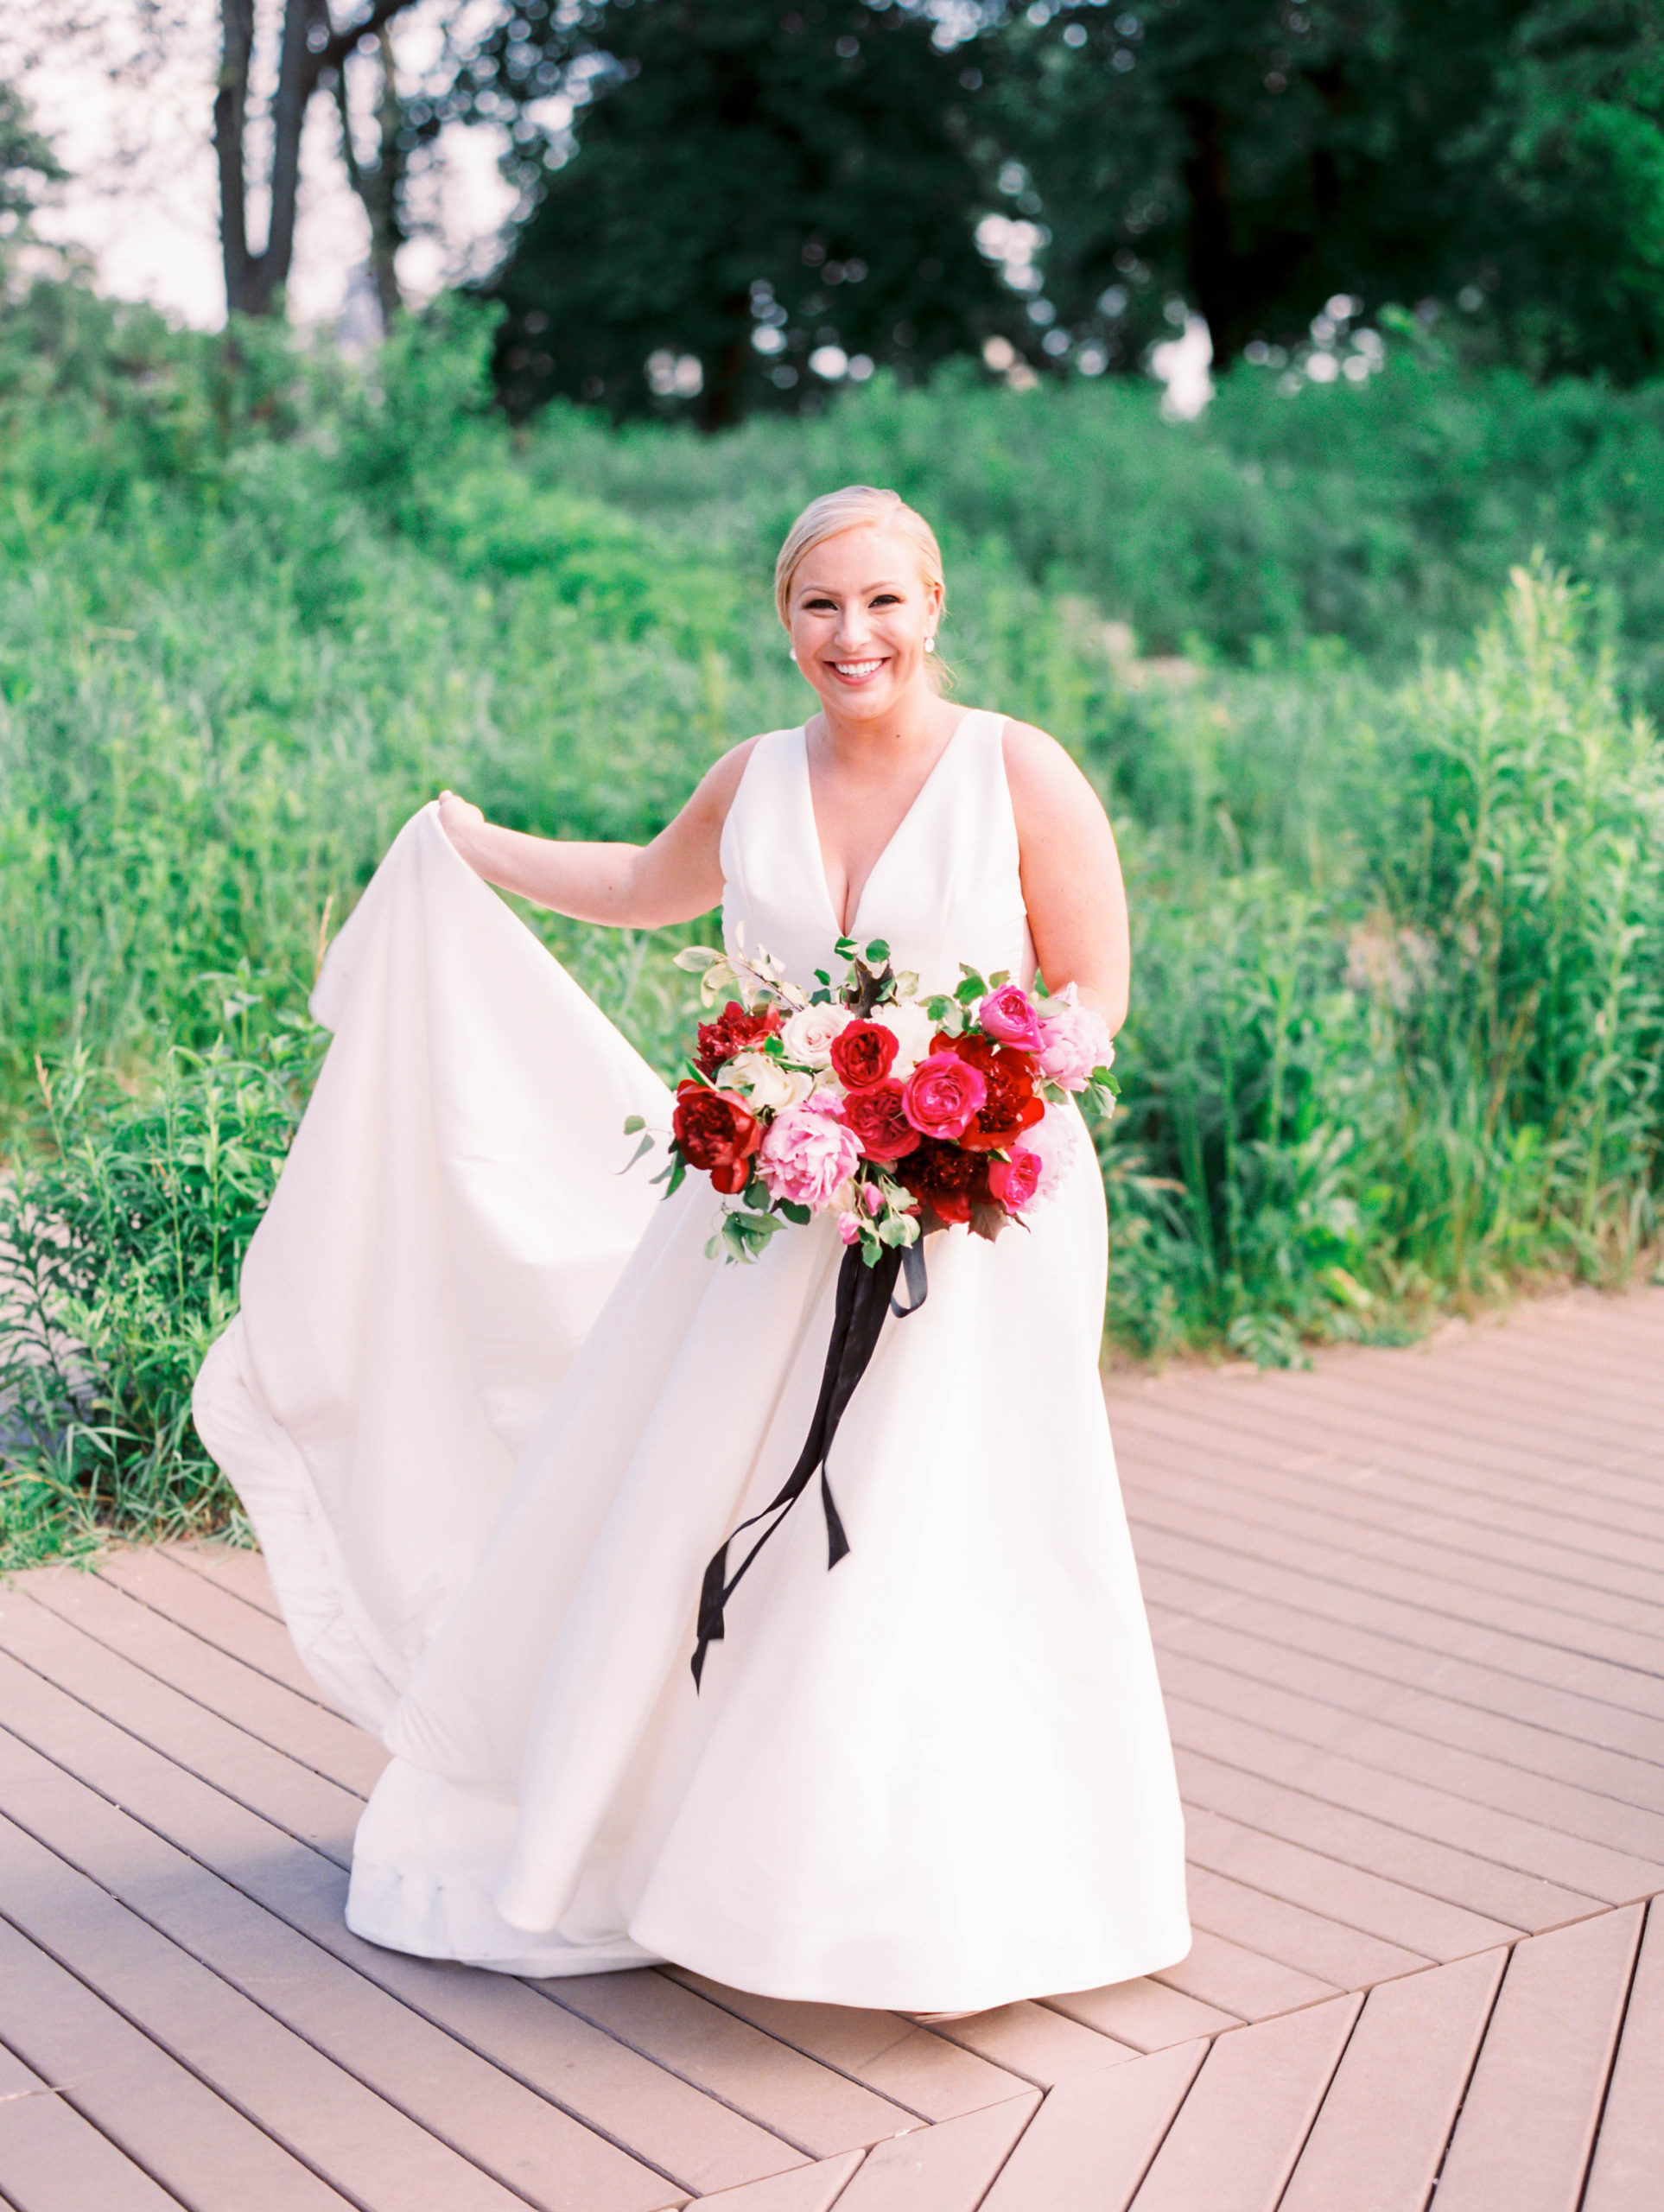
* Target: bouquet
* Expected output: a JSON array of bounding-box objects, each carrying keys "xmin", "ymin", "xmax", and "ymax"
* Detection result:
[
  {"xmin": 637, "ymin": 932, "xmax": 1119, "ymax": 1687},
  {"xmin": 626, "ymin": 931, "xmax": 1116, "ymax": 1267}
]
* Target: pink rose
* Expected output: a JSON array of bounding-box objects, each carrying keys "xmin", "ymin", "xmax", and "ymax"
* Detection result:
[
  {"xmin": 902, "ymin": 1052, "xmax": 988, "ymax": 1141},
  {"xmin": 1019, "ymin": 1106, "xmax": 1077, "ymax": 1203},
  {"xmin": 759, "ymin": 1096, "xmax": 862, "ymax": 1211},
  {"xmin": 978, "ymin": 983, "xmax": 1044, "ymax": 1052},
  {"xmin": 988, "ymin": 1147, "xmax": 1044, "ymax": 1212},
  {"xmin": 837, "ymin": 1211, "xmax": 862, "ymax": 1246},
  {"xmin": 1037, "ymin": 987, "xmax": 1115, "ymax": 1091}
]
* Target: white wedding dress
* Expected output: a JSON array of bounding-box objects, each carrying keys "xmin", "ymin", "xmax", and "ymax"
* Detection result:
[{"xmin": 194, "ymin": 709, "xmax": 1190, "ymax": 2012}]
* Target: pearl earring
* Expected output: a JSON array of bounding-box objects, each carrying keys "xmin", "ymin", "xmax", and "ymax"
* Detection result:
[
  {"xmin": 787, "ymin": 643, "xmax": 797, "ymax": 661},
  {"xmin": 925, "ymin": 635, "xmax": 937, "ymax": 654}
]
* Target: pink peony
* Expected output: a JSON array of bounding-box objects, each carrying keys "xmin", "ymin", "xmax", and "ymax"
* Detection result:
[
  {"xmin": 1019, "ymin": 1105, "xmax": 1078, "ymax": 1203},
  {"xmin": 988, "ymin": 1147, "xmax": 1044, "ymax": 1212},
  {"xmin": 759, "ymin": 1096, "xmax": 862, "ymax": 1211},
  {"xmin": 1037, "ymin": 987, "xmax": 1115, "ymax": 1091},
  {"xmin": 902, "ymin": 1052, "xmax": 988, "ymax": 1141},
  {"xmin": 978, "ymin": 983, "xmax": 1045, "ymax": 1052}
]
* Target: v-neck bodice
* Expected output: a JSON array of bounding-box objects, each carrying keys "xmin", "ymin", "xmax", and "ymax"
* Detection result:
[{"xmin": 719, "ymin": 710, "xmax": 1034, "ymax": 995}]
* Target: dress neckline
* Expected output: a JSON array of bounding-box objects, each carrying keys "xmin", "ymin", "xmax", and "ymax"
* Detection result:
[{"xmin": 800, "ymin": 709, "xmax": 987, "ymax": 940}]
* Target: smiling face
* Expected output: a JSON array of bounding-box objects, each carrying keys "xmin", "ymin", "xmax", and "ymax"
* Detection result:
[{"xmin": 784, "ymin": 525, "xmax": 945, "ymax": 721}]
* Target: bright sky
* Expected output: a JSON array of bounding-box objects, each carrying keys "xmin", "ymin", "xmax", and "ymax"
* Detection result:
[{"xmin": 3, "ymin": 0, "xmax": 517, "ymax": 328}]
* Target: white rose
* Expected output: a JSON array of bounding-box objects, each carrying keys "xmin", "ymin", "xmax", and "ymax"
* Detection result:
[
  {"xmin": 875, "ymin": 999, "xmax": 937, "ymax": 1077},
  {"xmin": 727, "ymin": 1050, "xmax": 814, "ymax": 1113},
  {"xmin": 780, "ymin": 1001, "xmax": 854, "ymax": 1067}
]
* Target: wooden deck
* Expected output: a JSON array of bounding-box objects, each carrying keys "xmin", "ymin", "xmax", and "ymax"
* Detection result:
[{"xmin": 2, "ymin": 1287, "xmax": 1661, "ymax": 2211}]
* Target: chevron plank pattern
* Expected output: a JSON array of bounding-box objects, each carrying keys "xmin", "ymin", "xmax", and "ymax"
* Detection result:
[{"xmin": 1, "ymin": 1283, "xmax": 1660, "ymax": 2209}]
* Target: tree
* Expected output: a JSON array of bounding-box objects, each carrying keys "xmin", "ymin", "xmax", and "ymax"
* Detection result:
[
  {"xmin": 213, "ymin": 0, "xmax": 429, "ymax": 318},
  {"xmin": 467, "ymin": 0, "xmax": 1022, "ymax": 428},
  {"xmin": 0, "ymin": 80, "xmax": 64, "ymax": 268},
  {"xmin": 992, "ymin": 0, "xmax": 1664, "ymax": 379}
]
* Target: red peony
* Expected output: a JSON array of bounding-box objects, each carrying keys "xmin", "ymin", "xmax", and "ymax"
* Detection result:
[
  {"xmin": 829, "ymin": 1019, "xmax": 900, "ymax": 1091},
  {"xmin": 902, "ymin": 1051, "xmax": 988, "ymax": 1141},
  {"xmin": 695, "ymin": 1001, "xmax": 781, "ymax": 1080},
  {"xmin": 940, "ymin": 1032, "xmax": 1045, "ymax": 1152},
  {"xmin": 841, "ymin": 1079, "xmax": 919, "ymax": 1163},
  {"xmin": 897, "ymin": 1136, "xmax": 993, "ymax": 1225},
  {"xmin": 672, "ymin": 1080, "xmax": 762, "ymax": 1194},
  {"xmin": 988, "ymin": 1147, "xmax": 1044, "ymax": 1212}
]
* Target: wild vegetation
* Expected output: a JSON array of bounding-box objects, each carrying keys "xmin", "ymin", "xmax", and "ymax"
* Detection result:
[{"xmin": 2, "ymin": 280, "xmax": 1661, "ymax": 1560}]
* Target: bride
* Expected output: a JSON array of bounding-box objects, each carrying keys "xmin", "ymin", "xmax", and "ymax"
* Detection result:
[{"xmin": 194, "ymin": 484, "xmax": 1190, "ymax": 2016}]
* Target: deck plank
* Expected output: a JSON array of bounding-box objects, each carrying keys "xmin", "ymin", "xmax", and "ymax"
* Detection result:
[
  {"xmin": 1175, "ymin": 1745, "xmax": 1602, "ymax": 1931},
  {"xmin": 543, "ymin": 1969, "xmax": 919, "ymax": 2158},
  {"xmin": 0, "ymin": 2037, "xmax": 181, "ymax": 2212},
  {"xmin": 911, "ymin": 2000, "xmax": 1137, "ymax": 2088},
  {"xmin": 1277, "ymin": 1948, "xmax": 1505, "ymax": 2212},
  {"xmin": 828, "ymin": 2094, "xmax": 1038, "ymax": 2211},
  {"xmin": 1041, "ymin": 1975, "xmax": 1240, "ymax": 2050},
  {"xmin": 1429, "ymin": 1906, "xmax": 1642, "ymax": 2212},
  {"xmin": 19, "ymin": 1569, "xmax": 384, "ymax": 1795},
  {"xmin": 0, "ymin": 1597, "xmax": 362, "ymax": 1866},
  {"xmin": 979, "ymin": 2040, "xmax": 1206, "ymax": 2212},
  {"xmin": 0, "ymin": 1809, "xmax": 547, "ymax": 2212},
  {"xmin": 0, "ymin": 1912, "xmax": 350, "ymax": 2210},
  {"xmin": 1154, "ymin": 1638, "xmax": 1664, "ymax": 1866},
  {"xmin": 162, "ymin": 1537, "xmax": 284, "ymax": 1619},
  {"xmin": 1581, "ymin": 1898, "xmax": 1664, "ymax": 2212},
  {"xmin": 0, "ymin": 1719, "xmax": 676, "ymax": 2212},
  {"xmin": 1148, "ymin": 1929, "xmax": 1342, "ymax": 2024},
  {"xmin": 0, "ymin": 1646, "xmax": 800, "ymax": 2198},
  {"xmin": 96, "ymin": 1547, "xmax": 333, "ymax": 1705},
  {"xmin": 1123, "ymin": 1993, "xmax": 1362, "ymax": 2212},
  {"xmin": 689, "ymin": 2152, "xmax": 867, "ymax": 2209},
  {"xmin": 664, "ymin": 1970, "xmax": 1033, "ymax": 2123}
]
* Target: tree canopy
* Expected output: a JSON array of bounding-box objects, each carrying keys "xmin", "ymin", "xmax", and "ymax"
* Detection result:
[
  {"xmin": 998, "ymin": 0, "xmax": 1664, "ymax": 379},
  {"xmin": 468, "ymin": 0, "xmax": 1020, "ymax": 427}
]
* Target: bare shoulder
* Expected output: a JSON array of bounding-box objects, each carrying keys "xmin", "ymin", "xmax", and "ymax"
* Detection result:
[
  {"xmin": 998, "ymin": 716, "xmax": 1110, "ymax": 825},
  {"xmin": 677, "ymin": 734, "xmax": 764, "ymax": 829}
]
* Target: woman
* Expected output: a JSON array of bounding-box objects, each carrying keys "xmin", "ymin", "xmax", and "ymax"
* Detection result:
[{"xmin": 194, "ymin": 485, "xmax": 1190, "ymax": 2016}]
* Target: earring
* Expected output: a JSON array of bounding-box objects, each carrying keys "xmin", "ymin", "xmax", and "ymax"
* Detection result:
[
  {"xmin": 925, "ymin": 635, "xmax": 937, "ymax": 654},
  {"xmin": 787, "ymin": 643, "xmax": 797, "ymax": 661}
]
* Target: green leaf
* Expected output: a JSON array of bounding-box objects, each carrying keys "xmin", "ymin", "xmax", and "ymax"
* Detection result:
[
  {"xmin": 864, "ymin": 938, "xmax": 890, "ymax": 965},
  {"xmin": 665, "ymin": 1155, "xmax": 687, "ymax": 1196},
  {"xmin": 673, "ymin": 944, "xmax": 725, "ymax": 972},
  {"xmin": 778, "ymin": 1200, "xmax": 812, "ymax": 1224},
  {"xmin": 621, "ymin": 1132, "xmax": 655, "ymax": 1173},
  {"xmin": 622, "ymin": 1115, "xmax": 645, "ymax": 1135}
]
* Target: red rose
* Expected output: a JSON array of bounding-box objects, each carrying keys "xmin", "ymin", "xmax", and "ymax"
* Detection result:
[
  {"xmin": 940, "ymin": 1032, "xmax": 1044, "ymax": 1152},
  {"xmin": 841, "ymin": 1079, "xmax": 919, "ymax": 1163},
  {"xmin": 695, "ymin": 1001, "xmax": 781, "ymax": 1080},
  {"xmin": 829, "ymin": 1018, "xmax": 899, "ymax": 1091},
  {"xmin": 897, "ymin": 1136, "xmax": 993, "ymax": 1226},
  {"xmin": 672, "ymin": 1080, "xmax": 762, "ymax": 1194}
]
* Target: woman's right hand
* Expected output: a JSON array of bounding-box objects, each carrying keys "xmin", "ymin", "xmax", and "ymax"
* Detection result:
[{"xmin": 437, "ymin": 790, "xmax": 489, "ymax": 873}]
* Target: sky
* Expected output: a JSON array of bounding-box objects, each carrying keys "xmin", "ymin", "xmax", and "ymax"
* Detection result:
[{"xmin": 3, "ymin": 0, "xmax": 518, "ymax": 329}]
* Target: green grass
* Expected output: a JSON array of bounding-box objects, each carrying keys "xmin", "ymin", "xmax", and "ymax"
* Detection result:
[{"xmin": 2, "ymin": 278, "xmax": 1661, "ymax": 1560}]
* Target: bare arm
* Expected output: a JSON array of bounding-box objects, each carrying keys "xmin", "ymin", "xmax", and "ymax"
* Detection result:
[
  {"xmin": 1002, "ymin": 720, "xmax": 1131, "ymax": 1033},
  {"xmin": 437, "ymin": 741, "xmax": 758, "ymax": 929}
]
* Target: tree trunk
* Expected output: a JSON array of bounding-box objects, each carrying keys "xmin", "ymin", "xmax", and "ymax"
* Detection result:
[
  {"xmin": 336, "ymin": 25, "xmax": 406, "ymax": 328},
  {"xmin": 1178, "ymin": 95, "xmax": 1241, "ymax": 369},
  {"xmin": 215, "ymin": 0, "xmax": 417, "ymax": 323}
]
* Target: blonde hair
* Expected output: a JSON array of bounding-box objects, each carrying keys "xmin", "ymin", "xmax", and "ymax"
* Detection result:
[{"xmin": 773, "ymin": 485, "xmax": 947, "ymax": 628}]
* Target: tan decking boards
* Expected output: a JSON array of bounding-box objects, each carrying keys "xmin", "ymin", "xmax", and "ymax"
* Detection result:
[{"xmin": 0, "ymin": 1284, "xmax": 1660, "ymax": 2209}]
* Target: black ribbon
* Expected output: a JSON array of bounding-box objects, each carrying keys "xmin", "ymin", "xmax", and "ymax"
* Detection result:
[{"xmin": 691, "ymin": 1236, "xmax": 928, "ymax": 1688}]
